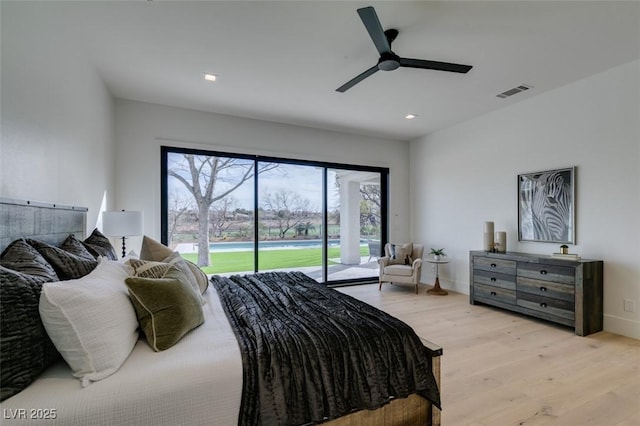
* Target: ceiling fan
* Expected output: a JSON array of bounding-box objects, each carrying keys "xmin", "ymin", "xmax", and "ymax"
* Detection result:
[{"xmin": 336, "ymin": 6, "xmax": 473, "ymax": 93}]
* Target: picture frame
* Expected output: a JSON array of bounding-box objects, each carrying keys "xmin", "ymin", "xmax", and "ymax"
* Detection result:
[{"xmin": 518, "ymin": 167, "xmax": 575, "ymax": 244}]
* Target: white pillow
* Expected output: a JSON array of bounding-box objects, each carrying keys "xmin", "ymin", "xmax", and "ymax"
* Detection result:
[{"xmin": 39, "ymin": 258, "xmax": 138, "ymax": 386}]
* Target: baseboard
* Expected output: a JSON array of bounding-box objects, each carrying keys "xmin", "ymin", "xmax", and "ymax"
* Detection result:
[
  {"xmin": 603, "ymin": 314, "xmax": 640, "ymax": 340},
  {"xmin": 448, "ymin": 279, "xmax": 469, "ymax": 295}
]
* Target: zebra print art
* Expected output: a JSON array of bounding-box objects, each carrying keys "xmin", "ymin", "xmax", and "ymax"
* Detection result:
[{"xmin": 518, "ymin": 167, "xmax": 575, "ymax": 244}]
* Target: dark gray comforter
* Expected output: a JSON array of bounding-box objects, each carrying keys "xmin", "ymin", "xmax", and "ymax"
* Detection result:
[{"xmin": 211, "ymin": 271, "xmax": 440, "ymax": 426}]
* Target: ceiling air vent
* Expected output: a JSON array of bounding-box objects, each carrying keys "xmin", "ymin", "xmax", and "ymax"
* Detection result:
[{"xmin": 497, "ymin": 84, "xmax": 532, "ymax": 99}]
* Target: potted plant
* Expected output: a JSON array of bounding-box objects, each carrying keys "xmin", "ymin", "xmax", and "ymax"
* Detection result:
[{"xmin": 429, "ymin": 248, "xmax": 446, "ymax": 261}]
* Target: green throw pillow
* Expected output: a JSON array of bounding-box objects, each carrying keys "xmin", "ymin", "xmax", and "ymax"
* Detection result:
[
  {"xmin": 127, "ymin": 255, "xmax": 204, "ymax": 305},
  {"xmin": 125, "ymin": 265, "xmax": 204, "ymax": 352},
  {"xmin": 140, "ymin": 236, "xmax": 209, "ymax": 294}
]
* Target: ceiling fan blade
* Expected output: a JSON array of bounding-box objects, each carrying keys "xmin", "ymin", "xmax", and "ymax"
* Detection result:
[
  {"xmin": 399, "ymin": 57, "xmax": 473, "ymax": 74},
  {"xmin": 336, "ymin": 65, "xmax": 379, "ymax": 92},
  {"xmin": 357, "ymin": 6, "xmax": 391, "ymax": 55}
]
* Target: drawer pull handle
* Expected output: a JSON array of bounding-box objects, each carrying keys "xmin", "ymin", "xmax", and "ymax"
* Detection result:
[
  {"xmin": 540, "ymin": 302, "xmax": 547, "ymax": 308},
  {"xmin": 491, "ymin": 291, "xmax": 497, "ymax": 296},
  {"xmin": 490, "ymin": 277, "xmax": 497, "ymax": 282},
  {"xmin": 540, "ymin": 286, "xmax": 547, "ymax": 292},
  {"xmin": 540, "ymin": 270, "xmax": 548, "ymax": 275},
  {"xmin": 490, "ymin": 263, "xmax": 497, "ymax": 268}
]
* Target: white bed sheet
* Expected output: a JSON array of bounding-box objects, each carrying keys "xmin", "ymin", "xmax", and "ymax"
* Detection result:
[{"xmin": 1, "ymin": 288, "xmax": 243, "ymax": 426}]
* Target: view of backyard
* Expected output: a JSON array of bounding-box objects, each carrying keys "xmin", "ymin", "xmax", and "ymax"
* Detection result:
[
  {"xmin": 163, "ymin": 149, "xmax": 385, "ymax": 282},
  {"xmin": 179, "ymin": 246, "xmax": 370, "ymax": 275}
]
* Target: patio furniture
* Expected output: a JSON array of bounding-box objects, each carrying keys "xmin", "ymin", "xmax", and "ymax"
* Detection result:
[{"xmin": 367, "ymin": 240, "xmax": 381, "ymax": 262}]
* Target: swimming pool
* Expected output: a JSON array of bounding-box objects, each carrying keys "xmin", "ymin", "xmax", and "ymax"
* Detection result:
[{"xmin": 209, "ymin": 239, "xmax": 366, "ymax": 252}]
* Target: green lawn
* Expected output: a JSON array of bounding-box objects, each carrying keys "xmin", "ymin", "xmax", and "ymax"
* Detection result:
[{"xmin": 181, "ymin": 246, "xmax": 368, "ymax": 274}]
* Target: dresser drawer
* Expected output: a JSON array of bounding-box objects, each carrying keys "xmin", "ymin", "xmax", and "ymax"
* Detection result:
[
  {"xmin": 473, "ymin": 257, "xmax": 516, "ymax": 275},
  {"xmin": 517, "ymin": 291, "xmax": 575, "ymax": 321},
  {"xmin": 474, "ymin": 269, "xmax": 516, "ymax": 290},
  {"xmin": 517, "ymin": 276, "xmax": 575, "ymax": 303},
  {"xmin": 517, "ymin": 262, "xmax": 575, "ymax": 285},
  {"xmin": 474, "ymin": 283, "xmax": 516, "ymax": 305}
]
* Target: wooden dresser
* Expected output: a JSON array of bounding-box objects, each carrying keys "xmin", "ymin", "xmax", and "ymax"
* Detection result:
[{"xmin": 469, "ymin": 251, "xmax": 603, "ymax": 336}]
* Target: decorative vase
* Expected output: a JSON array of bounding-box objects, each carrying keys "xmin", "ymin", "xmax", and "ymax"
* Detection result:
[
  {"xmin": 484, "ymin": 221, "xmax": 495, "ymax": 252},
  {"xmin": 434, "ymin": 255, "xmax": 440, "ymax": 261},
  {"xmin": 495, "ymin": 231, "xmax": 507, "ymax": 253}
]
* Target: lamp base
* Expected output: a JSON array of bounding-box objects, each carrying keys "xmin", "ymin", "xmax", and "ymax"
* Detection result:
[{"xmin": 120, "ymin": 236, "xmax": 127, "ymax": 258}]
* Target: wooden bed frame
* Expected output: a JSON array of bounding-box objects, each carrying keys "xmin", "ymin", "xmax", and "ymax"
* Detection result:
[{"xmin": 0, "ymin": 198, "xmax": 442, "ymax": 426}]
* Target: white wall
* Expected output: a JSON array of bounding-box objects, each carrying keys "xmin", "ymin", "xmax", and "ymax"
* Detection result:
[
  {"xmin": 0, "ymin": 2, "xmax": 116, "ymax": 229},
  {"xmin": 114, "ymin": 100, "xmax": 410, "ymax": 249},
  {"xmin": 411, "ymin": 60, "xmax": 640, "ymax": 339}
]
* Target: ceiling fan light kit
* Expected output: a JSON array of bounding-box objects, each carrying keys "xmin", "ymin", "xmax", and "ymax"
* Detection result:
[{"xmin": 337, "ymin": 6, "xmax": 473, "ymax": 93}]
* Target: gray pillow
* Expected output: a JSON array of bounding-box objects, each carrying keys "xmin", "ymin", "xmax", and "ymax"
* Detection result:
[
  {"xmin": 83, "ymin": 229, "xmax": 118, "ymax": 261},
  {"xmin": 0, "ymin": 266, "xmax": 60, "ymax": 401},
  {"xmin": 60, "ymin": 235, "xmax": 98, "ymax": 261},
  {"xmin": 0, "ymin": 239, "xmax": 59, "ymax": 282},
  {"xmin": 27, "ymin": 239, "xmax": 98, "ymax": 280}
]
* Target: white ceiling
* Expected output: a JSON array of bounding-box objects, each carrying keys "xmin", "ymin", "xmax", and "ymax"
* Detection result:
[{"xmin": 10, "ymin": 1, "xmax": 640, "ymax": 141}]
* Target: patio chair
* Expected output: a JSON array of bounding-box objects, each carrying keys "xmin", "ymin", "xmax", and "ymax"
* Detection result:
[{"xmin": 367, "ymin": 240, "xmax": 381, "ymax": 262}]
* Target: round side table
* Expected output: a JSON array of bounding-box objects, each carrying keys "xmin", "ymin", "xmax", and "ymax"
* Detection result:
[{"xmin": 426, "ymin": 259, "xmax": 449, "ymax": 295}]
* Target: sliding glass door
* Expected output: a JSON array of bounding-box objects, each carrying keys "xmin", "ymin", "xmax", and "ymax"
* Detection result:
[
  {"xmin": 327, "ymin": 169, "xmax": 382, "ymax": 282},
  {"xmin": 161, "ymin": 147, "xmax": 387, "ymax": 285},
  {"xmin": 164, "ymin": 150, "xmax": 256, "ymax": 274},
  {"xmin": 257, "ymin": 162, "xmax": 323, "ymax": 278}
]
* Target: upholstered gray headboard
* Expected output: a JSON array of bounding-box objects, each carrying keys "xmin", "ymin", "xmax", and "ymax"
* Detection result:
[{"xmin": 0, "ymin": 198, "xmax": 88, "ymax": 252}]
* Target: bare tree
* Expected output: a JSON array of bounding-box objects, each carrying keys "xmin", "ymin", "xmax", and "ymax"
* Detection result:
[
  {"xmin": 262, "ymin": 189, "xmax": 311, "ymax": 239},
  {"xmin": 167, "ymin": 191, "xmax": 194, "ymax": 245},
  {"xmin": 210, "ymin": 197, "xmax": 236, "ymax": 238},
  {"xmin": 332, "ymin": 178, "xmax": 380, "ymax": 231},
  {"xmin": 168, "ymin": 154, "xmax": 277, "ymax": 266},
  {"xmin": 360, "ymin": 184, "xmax": 381, "ymax": 210},
  {"xmin": 360, "ymin": 184, "xmax": 381, "ymax": 228}
]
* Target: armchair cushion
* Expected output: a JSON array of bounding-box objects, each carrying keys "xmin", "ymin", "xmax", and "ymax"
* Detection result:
[{"xmin": 383, "ymin": 264, "xmax": 414, "ymax": 277}]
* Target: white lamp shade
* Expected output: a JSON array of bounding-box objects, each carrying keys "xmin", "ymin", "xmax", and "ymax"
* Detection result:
[{"xmin": 102, "ymin": 211, "xmax": 143, "ymax": 237}]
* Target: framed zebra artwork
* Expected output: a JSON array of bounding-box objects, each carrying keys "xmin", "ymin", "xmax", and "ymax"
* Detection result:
[{"xmin": 518, "ymin": 167, "xmax": 575, "ymax": 244}]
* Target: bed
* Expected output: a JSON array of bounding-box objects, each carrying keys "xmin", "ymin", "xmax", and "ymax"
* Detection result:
[{"xmin": 0, "ymin": 198, "xmax": 442, "ymax": 425}]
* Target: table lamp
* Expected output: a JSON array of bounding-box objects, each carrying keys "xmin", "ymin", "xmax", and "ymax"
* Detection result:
[{"xmin": 102, "ymin": 210, "xmax": 143, "ymax": 258}]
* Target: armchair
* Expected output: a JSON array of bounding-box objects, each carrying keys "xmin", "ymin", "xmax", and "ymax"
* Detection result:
[{"xmin": 378, "ymin": 243, "xmax": 424, "ymax": 294}]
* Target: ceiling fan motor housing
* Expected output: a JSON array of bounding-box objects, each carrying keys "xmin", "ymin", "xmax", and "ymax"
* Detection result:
[{"xmin": 378, "ymin": 52, "xmax": 400, "ymax": 71}]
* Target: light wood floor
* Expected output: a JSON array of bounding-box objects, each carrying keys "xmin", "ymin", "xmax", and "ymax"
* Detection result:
[{"xmin": 338, "ymin": 283, "xmax": 640, "ymax": 426}]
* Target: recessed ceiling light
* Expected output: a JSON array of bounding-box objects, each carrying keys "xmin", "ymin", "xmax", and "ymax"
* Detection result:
[
  {"xmin": 405, "ymin": 114, "xmax": 417, "ymax": 120},
  {"xmin": 203, "ymin": 73, "xmax": 217, "ymax": 82}
]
